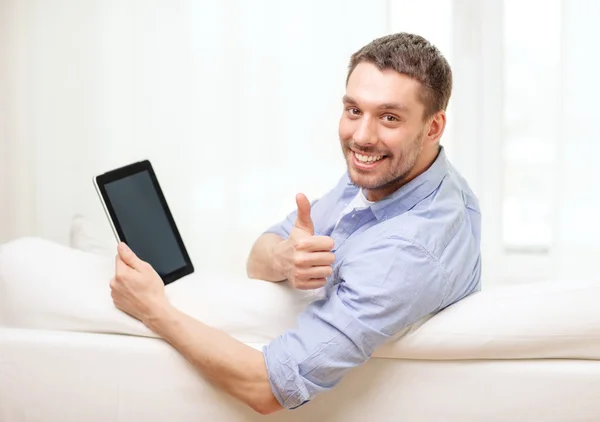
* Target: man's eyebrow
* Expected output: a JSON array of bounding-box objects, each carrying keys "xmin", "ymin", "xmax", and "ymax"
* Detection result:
[
  {"xmin": 377, "ymin": 102, "xmax": 410, "ymax": 113},
  {"xmin": 342, "ymin": 95, "xmax": 410, "ymax": 113},
  {"xmin": 342, "ymin": 95, "xmax": 357, "ymax": 104}
]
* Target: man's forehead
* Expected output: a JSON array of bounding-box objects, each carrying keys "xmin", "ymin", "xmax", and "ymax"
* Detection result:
[{"xmin": 346, "ymin": 62, "xmax": 422, "ymax": 110}]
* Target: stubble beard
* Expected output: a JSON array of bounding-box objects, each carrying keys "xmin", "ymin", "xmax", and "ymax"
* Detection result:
[{"xmin": 342, "ymin": 131, "xmax": 424, "ymax": 191}]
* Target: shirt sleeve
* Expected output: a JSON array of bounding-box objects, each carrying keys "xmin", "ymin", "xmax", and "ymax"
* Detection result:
[
  {"xmin": 262, "ymin": 236, "xmax": 449, "ymax": 409},
  {"xmin": 262, "ymin": 207, "xmax": 299, "ymax": 240}
]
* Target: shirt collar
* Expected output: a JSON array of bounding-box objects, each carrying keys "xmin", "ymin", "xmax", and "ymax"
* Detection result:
[{"xmin": 345, "ymin": 146, "xmax": 449, "ymax": 222}]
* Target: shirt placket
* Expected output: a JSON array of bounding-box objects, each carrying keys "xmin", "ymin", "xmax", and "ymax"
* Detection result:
[{"xmin": 330, "ymin": 208, "xmax": 371, "ymax": 253}]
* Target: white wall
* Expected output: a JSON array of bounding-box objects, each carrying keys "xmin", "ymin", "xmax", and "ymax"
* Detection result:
[
  {"xmin": 0, "ymin": 0, "xmax": 7, "ymax": 242},
  {"xmin": 4, "ymin": 0, "xmax": 599, "ymax": 284},
  {"xmin": 0, "ymin": 0, "xmax": 389, "ymax": 276},
  {"xmin": 1, "ymin": 0, "xmax": 38, "ymax": 242},
  {"xmin": 555, "ymin": 0, "xmax": 600, "ymax": 279}
]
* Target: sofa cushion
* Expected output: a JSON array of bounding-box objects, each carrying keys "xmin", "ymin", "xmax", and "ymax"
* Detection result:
[
  {"xmin": 1, "ymin": 237, "xmax": 600, "ymax": 360},
  {"xmin": 0, "ymin": 237, "xmax": 315, "ymax": 344}
]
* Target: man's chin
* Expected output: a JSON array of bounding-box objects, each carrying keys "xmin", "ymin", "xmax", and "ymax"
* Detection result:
[
  {"xmin": 348, "ymin": 167, "xmax": 410, "ymax": 192},
  {"xmin": 347, "ymin": 169, "xmax": 383, "ymax": 190}
]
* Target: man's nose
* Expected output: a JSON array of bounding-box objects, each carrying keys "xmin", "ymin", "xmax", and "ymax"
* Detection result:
[{"xmin": 353, "ymin": 116, "xmax": 377, "ymax": 146}]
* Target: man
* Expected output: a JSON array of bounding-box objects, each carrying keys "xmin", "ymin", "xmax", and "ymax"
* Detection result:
[{"xmin": 109, "ymin": 32, "xmax": 482, "ymax": 415}]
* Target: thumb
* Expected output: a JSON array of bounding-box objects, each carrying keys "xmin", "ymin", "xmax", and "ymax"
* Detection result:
[
  {"xmin": 294, "ymin": 193, "xmax": 314, "ymax": 235},
  {"xmin": 118, "ymin": 242, "xmax": 144, "ymax": 271}
]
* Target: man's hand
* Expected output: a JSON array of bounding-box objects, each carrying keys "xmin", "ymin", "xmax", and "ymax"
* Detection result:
[
  {"xmin": 110, "ymin": 242, "xmax": 171, "ymax": 324},
  {"xmin": 273, "ymin": 193, "xmax": 335, "ymax": 290},
  {"xmin": 110, "ymin": 242, "xmax": 282, "ymax": 415}
]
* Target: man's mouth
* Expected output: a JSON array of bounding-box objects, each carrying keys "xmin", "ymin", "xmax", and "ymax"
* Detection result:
[
  {"xmin": 353, "ymin": 151, "xmax": 385, "ymax": 163},
  {"xmin": 351, "ymin": 151, "xmax": 387, "ymax": 169}
]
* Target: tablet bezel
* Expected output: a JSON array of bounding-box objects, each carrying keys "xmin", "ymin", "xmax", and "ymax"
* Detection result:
[{"xmin": 94, "ymin": 160, "xmax": 194, "ymax": 285}]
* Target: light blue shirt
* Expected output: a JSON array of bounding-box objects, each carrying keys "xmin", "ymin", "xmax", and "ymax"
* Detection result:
[{"xmin": 262, "ymin": 147, "xmax": 482, "ymax": 409}]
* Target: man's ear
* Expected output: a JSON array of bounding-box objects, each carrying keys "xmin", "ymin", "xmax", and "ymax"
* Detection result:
[{"xmin": 425, "ymin": 111, "xmax": 446, "ymax": 143}]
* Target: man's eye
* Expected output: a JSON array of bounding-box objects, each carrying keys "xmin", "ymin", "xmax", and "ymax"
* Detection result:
[
  {"xmin": 347, "ymin": 107, "xmax": 361, "ymax": 115},
  {"xmin": 383, "ymin": 115, "xmax": 399, "ymax": 122}
]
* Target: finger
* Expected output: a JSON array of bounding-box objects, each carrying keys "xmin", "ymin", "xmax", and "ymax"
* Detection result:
[
  {"xmin": 296, "ymin": 236, "xmax": 335, "ymax": 252},
  {"xmin": 294, "ymin": 252, "xmax": 336, "ymax": 267},
  {"xmin": 294, "ymin": 193, "xmax": 314, "ymax": 235},
  {"xmin": 297, "ymin": 265, "xmax": 333, "ymax": 280},
  {"xmin": 296, "ymin": 278, "xmax": 327, "ymax": 290},
  {"xmin": 115, "ymin": 256, "xmax": 136, "ymax": 283},
  {"xmin": 117, "ymin": 242, "xmax": 144, "ymax": 271},
  {"xmin": 115, "ymin": 255, "xmax": 128, "ymax": 274}
]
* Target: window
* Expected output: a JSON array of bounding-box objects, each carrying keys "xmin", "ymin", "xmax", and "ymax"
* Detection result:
[{"xmin": 502, "ymin": 0, "xmax": 562, "ymax": 252}]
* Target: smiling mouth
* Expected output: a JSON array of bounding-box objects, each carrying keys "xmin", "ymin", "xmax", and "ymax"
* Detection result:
[
  {"xmin": 350, "ymin": 151, "xmax": 388, "ymax": 171},
  {"xmin": 353, "ymin": 151, "xmax": 386, "ymax": 163}
]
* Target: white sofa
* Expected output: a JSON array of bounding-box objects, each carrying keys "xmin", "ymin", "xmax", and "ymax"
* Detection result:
[{"xmin": 1, "ymin": 236, "xmax": 600, "ymax": 422}]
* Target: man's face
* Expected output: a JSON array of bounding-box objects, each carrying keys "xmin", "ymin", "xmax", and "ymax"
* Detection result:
[{"xmin": 339, "ymin": 62, "xmax": 429, "ymax": 201}]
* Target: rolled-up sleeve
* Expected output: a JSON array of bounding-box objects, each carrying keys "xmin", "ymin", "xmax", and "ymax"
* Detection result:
[{"xmin": 262, "ymin": 236, "xmax": 448, "ymax": 409}]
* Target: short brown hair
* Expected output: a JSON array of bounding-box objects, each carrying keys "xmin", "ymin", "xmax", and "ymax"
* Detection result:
[{"xmin": 347, "ymin": 33, "xmax": 452, "ymax": 120}]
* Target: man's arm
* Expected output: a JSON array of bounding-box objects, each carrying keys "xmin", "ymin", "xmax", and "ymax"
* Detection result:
[
  {"xmin": 245, "ymin": 193, "xmax": 297, "ymax": 282},
  {"xmin": 262, "ymin": 236, "xmax": 448, "ymax": 408},
  {"xmin": 110, "ymin": 243, "xmax": 283, "ymax": 415},
  {"xmin": 246, "ymin": 193, "xmax": 334, "ymax": 289},
  {"xmin": 111, "ymin": 234, "xmax": 448, "ymax": 412},
  {"xmin": 146, "ymin": 304, "xmax": 283, "ymax": 415},
  {"xmin": 249, "ymin": 173, "xmax": 344, "ymax": 282},
  {"xmin": 246, "ymin": 233, "xmax": 286, "ymax": 282}
]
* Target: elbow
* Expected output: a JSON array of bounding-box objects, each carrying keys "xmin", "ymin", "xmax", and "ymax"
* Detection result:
[
  {"xmin": 245, "ymin": 261, "xmax": 253, "ymax": 279},
  {"xmin": 253, "ymin": 404, "xmax": 278, "ymax": 416},
  {"xmin": 245, "ymin": 251, "xmax": 256, "ymax": 279},
  {"xmin": 250, "ymin": 391, "xmax": 283, "ymax": 416},
  {"xmin": 246, "ymin": 250, "xmax": 264, "ymax": 280},
  {"xmin": 246, "ymin": 256, "xmax": 260, "ymax": 280}
]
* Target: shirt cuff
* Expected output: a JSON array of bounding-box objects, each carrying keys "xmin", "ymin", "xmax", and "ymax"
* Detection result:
[{"xmin": 262, "ymin": 341, "xmax": 314, "ymax": 409}]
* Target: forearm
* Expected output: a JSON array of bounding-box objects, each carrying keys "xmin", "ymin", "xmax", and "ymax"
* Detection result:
[
  {"xmin": 246, "ymin": 233, "xmax": 286, "ymax": 282},
  {"xmin": 145, "ymin": 304, "xmax": 282, "ymax": 415}
]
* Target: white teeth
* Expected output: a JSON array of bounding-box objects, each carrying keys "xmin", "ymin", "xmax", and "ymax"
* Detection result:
[{"xmin": 354, "ymin": 152, "xmax": 383, "ymax": 163}]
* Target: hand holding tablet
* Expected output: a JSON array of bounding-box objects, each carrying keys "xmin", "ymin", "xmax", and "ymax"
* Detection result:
[{"xmin": 94, "ymin": 160, "xmax": 194, "ymax": 285}]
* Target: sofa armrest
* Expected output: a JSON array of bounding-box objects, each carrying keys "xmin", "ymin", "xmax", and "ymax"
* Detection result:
[{"xmin": 375, "ymin": 278, "xmax": 600, "ymax": 360}]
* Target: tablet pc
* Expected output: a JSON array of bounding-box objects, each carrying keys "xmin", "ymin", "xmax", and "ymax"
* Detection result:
[{"xmin": 94, "ymin": 160, "xmax": 194, "ymax": 285}]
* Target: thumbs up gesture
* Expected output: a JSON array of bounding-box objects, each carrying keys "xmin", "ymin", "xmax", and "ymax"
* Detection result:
[
  {"xmin": 273, "ymin": 193, "xmax": 336, "ymax": 290},
  {"xmin": 293, "ymin": 193, "xmax": 315, "ymax": 235}
]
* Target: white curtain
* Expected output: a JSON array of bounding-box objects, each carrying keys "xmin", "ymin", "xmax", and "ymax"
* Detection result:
[
  {"xmin": 0, "ymin": 0, "xmax": 8, "ymax": 243},
  {"xmin": 0, "ymin": 0, "xmax": 389, "ymax": 276},
  {"xmin": 3, "ymin": 0, "xmax": 597, "ymax": 284},
  {"xmin": 555, "ymin": 0, "xmax": 600, "ymax": 279},
  {"xmin": 452, "ymin": 0, "xmax": 600, "ymax": 284}
]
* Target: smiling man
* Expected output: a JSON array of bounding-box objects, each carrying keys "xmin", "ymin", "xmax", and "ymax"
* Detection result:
[{"xmin": 110, "ymin": 33, "xmax": 482, "ymax": 415}]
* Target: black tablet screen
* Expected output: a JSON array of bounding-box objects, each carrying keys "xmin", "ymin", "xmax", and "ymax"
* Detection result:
[{"xmin": 104, "ymin": 170, "xmax": 186, "ymax": 277}]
